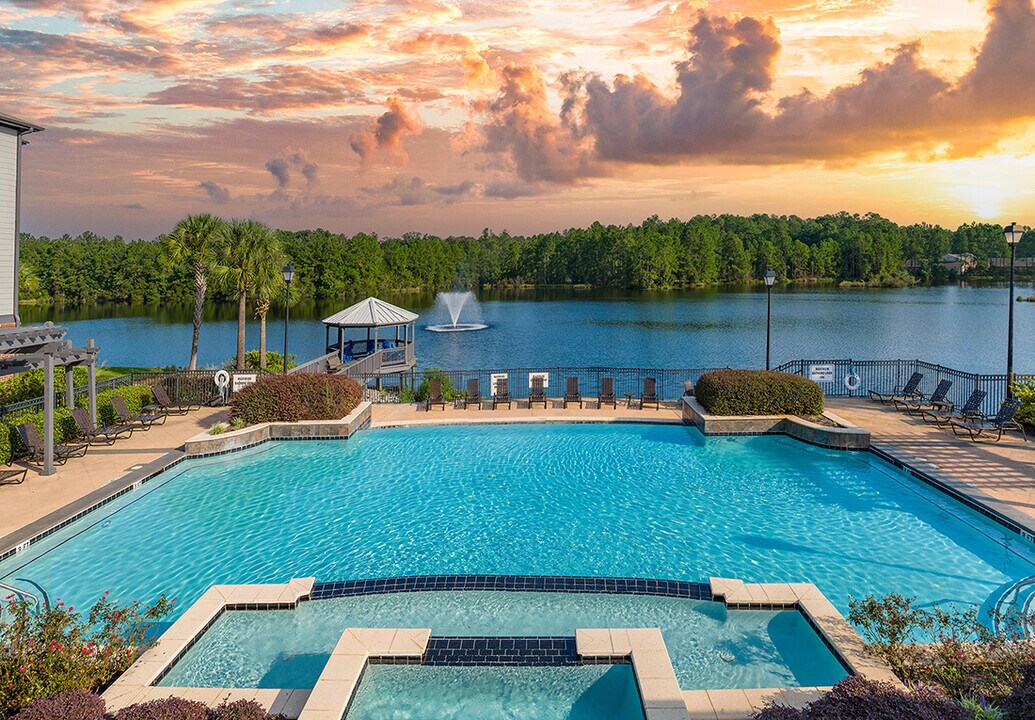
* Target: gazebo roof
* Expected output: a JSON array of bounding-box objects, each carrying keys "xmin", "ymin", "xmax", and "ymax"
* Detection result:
[{"xmin": 322, "ymin": 297, "xmax": 419, "ymax": 328}]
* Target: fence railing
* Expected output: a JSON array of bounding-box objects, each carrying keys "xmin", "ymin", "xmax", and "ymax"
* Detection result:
[
  {"xmin": 289, "ymin": 351, "xmax": 341, "ymax": 375},
  {"xmin": 773, "ymin": 359, "xmax": 1035, "ymax": 416}
]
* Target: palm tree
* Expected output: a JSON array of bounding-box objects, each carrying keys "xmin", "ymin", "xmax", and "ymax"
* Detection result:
[
  {"xmin": 161, "ymin": 214, "xmax": 223, "ymax": 369},
  {"xmin": 252, "ymin": 236, "xmax": 288, "ymax": 370},
  {"xmin": 212, "ymin": 219, "xmax": 275, "ymax": 370}
]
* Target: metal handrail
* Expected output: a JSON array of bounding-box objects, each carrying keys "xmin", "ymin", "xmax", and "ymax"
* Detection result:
[{"xmin": 0, "ymin": 580, "xmax": 40, "ymax": 609}]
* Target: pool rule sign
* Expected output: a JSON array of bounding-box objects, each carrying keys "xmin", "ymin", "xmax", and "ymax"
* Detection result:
[{"xmin": 809, "ymin": 364, "xmax": 835, "ymax": 383}]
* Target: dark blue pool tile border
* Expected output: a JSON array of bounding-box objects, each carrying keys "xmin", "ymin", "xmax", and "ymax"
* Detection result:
[
  {"xmin": 417, "ymin": 636, "xmax": 581, "ymax": 666},
  {"xmin": 311, "ymin": 575, "xmax": 713, "ymax": 600}
]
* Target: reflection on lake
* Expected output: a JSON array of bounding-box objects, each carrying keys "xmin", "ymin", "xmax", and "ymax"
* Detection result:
[{"xmin": 19, "ymin": 284, "xmax": 1035, "ymax": 373}]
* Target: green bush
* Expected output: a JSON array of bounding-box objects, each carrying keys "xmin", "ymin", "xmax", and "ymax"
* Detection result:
[
  {"xmin": 229, "ymin": 374, "xmax": 362, "ymax": 424},
  {"xmin": 694, "ymin": 370, "xmax": 824, "ymax": 416},
  {"xmin": 89, "ymin": 385, "xmax": 155, "ymax": 428},
  {"xmin": 1013, "ymin": 379, "xmax": 1035, "ymax": 427},
  {"xmin": 0, "ymin": 367, "xmax": 87, "ymax": 407},
  {"xmin": 4, "ymin": 406, "xmax": 79, "ymax": 459},
  {"xmin": 412, "ymin": 368, "xmax": 462, "ymax": 403},
  {"xmin": 225, "ymin": 351, "xmax": 297, "ymax": 373}
]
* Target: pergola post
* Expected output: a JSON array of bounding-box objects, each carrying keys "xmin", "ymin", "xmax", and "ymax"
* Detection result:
[
  {"xmin": 43, "ymin": 352, "xmax": 55, "ymax": 476},
  {"xmin": 87, "ymin": 338, "xmax": 97, "ymax": 425},
  {"xmin": 64, "ymin": 362, "xmax": 75, "ymax": 409}
]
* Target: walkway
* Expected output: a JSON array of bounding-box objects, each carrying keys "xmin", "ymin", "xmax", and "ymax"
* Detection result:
[
  {"xmin": 827, "ymin": 398, "xmax": 1035, "ymax": 527},
  {"xmin": 0, "ymin": 406, "xmax": 228, "ymax": 539},
  {"xmin": 371, "ymin": 399, "xmax": 683, "ymax": 427}
]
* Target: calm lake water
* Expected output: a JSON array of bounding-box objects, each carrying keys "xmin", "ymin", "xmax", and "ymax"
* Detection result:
[{"xmin": 19, "ymin": 285, "xmax": 1035, "ymax": 374}]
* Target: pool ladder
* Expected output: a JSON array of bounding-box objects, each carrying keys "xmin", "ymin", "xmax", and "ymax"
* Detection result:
[
  {"xmin": 0, "ymin": 580, "xmax": 44, "ymax": 620},
  {"xmin": 993, "ymin": 575, "xmax": 1035, "ymax": 639}
]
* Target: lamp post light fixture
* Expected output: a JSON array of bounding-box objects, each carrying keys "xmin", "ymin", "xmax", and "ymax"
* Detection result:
[
  {"xmin": 764, "ymin": 269, "xmax": 777, "ymax": 371},
  {"xmin": 282, "ymin": 264, "xmax": 295, "ymax": 375},
  {"xmin": 1004, "ymin": 223, "xmax": 1027, "ymax": 398}
]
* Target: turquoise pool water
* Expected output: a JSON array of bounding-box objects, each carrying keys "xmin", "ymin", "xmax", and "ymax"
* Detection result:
[
  {"xmin": 159, "ymin": 591, "xmax": 847, "ymax": 690},
  {"xmin": 344, "ymin": 664, "xmax": 644, "ymax": 720},
  {"xmin": 2, "ymin": 423, "xmax": 1032, "ymax": 622}
]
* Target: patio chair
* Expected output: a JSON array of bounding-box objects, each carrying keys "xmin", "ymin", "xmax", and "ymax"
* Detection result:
[
  {"xmin": 918, "ymin": 388, "xmax": 986, "ymax": 428},
  {"xmin": 893, "ymin": 379, "xmax": 953, "ymax": 416},
  {"xmin": 112, "ymin": 395, "xmax": 167, "ymax": 430},
  {"xmin": 563, "ymin": 377, "xmax": 582, "ymax": 409},
  {"xmin": 0, "ymin": 461, "xmax": 27, "ymax": 486},
  {"xmin": 529, "ymin": 376, "xmax": 548, "ymax": 409},
  {"xmin": 426, "ymin": 377, "xmax": 447, "ymax": 411},
  {"xmin": 493, "ymin": 377, "xmax": 512, "ymax": 409},
  {"xmin": 868, "ymin": 372, "xmax": 924, "ymax": 405},
  {"xmin": 146, "ymin": 383, "xmax": 199, "ymax": 415},
  {"xmin": 641, "ymin": 377, "xmax": 660, "ymax": 410},
  {"xmin": 342, "ymin": 341, "xmax": 355, "ymax": 363},
  {"xmin": 682, "ymin": 380, "xmax": 694, "ymax": 397},
  {"xmin": 599, "ymin": 377, "xmax": 617, "ymax": 409},
  {"xmin": 951, "ymin": 398, "xmax": 1027, "ymax": 442},
  {"xmin": 463, "ymin": 378, "xmax": 481, "ymax": 409},
  {"xmin": 71, "ymin": 407, "xmax": 133, "ymax": 445},
  {"xmin": 16, "ymin": 422, "xmax": 87, "ymax": 467}
]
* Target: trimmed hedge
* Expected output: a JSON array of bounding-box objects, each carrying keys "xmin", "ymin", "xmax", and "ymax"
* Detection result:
[
  {"xmin": 695, "ymin": 370, "xmax": 824, "ymax": 416},
  {"xmin": 229, "ymin": 374, "xmax": 362, "ymax": 424}
]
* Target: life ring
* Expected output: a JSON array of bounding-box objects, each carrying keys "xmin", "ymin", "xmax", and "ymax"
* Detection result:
[{"xmin": 844, "ymin": 373, "xmax": 862, "ymax": 391}]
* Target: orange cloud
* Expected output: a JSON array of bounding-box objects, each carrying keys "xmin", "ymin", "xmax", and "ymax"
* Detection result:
[{"xmin": 349, "ymin": 97, "xmax": 425, "ymax": 163}]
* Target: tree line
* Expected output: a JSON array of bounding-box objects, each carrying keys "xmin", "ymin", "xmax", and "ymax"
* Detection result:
[{"xmin": 20, "ymin": 212, "xmax": 1035, "ymax": 313}]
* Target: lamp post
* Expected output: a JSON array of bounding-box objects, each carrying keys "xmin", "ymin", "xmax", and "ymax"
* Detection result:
[
  {"xmin": 1004, "ymin": 223, "xmax": 1027, "ymax": 398},
  {"xmin": 282, "ymin": 264, "xmax": 295, "ymax": 375},
  {"xmin": 764, "ymin": 269, "xmax": 777, "ymax": 371}
]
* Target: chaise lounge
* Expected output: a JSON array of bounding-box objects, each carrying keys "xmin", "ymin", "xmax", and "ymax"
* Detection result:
[
  {"xmin": 17, "ymin": 422, "xmax": 88, "ymax": 466},
  {"xmin": 869, "ymin": 372, "xmax": 924, "ymax": 405},
  {"xmin": 426, "ymin": 378, "xmax": 447, "ymax": 411},
  {"xmin": 112, "ymin": 395, "xmax": 167, "ymax": 430},
  {"xmin": 463, "ymin": 378, "xmax": 481, "ymax": 409},
  {"xmin": 918, "ymin": 388, "xmax": 986, "ymax": 428},
  {"xmin": 563, "ymin": 377, "xmax": 582, "ymax": 409},
  {"xmin": 493, "ymin": 377, "xmax": 512, "ymax": 409},
  {"xmin": 950, "ymin": 398, "xmax": 1027, "ymax": 442},
  {"xmin": 147, "ymin": 383, "xmax": 200, "ymax": 415},
  {"xmin": 599, "ymin": 377, "xmax": 617, "ymax": 409},
  {"xmin": 893, "ymin": 379, "xmax": 953, "ymax": 416},
  {"xmin": 71, "ymin": 407, "xmax": 133, "ymax": 445},
  {"xmin": 641, "ymin": 377, "xmax": 660, "ymax": 410},
  {"xmin": 528, "ymin": 376, "xmax": 548, "ymax": 409}
]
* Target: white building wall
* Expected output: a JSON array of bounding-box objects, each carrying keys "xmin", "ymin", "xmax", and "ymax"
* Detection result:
[{"xmin": 0, "ymin": 127, "xmax": 17, "ymax": 321}]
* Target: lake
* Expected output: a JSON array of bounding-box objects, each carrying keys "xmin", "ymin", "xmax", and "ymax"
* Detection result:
[{"xmin": 19, "ymin": 285, "xmax": 1035, "ymax": 374}]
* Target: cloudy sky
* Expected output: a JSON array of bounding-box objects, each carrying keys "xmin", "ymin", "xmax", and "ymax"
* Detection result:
[{"xmin": 4, "ymin": 0, "xmax": 1035, "ymax": 238}]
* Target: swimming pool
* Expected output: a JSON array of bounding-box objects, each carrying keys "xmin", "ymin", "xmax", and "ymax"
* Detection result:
[{"xmin": 1, "ymin": 423, "xmax": 1031, "ymax": 622}]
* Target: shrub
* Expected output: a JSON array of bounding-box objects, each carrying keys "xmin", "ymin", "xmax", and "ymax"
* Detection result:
[
  {"xmin": 754, "ymin": 676, "xmax": 971, "ymax": 720},
  {"xmin": 1001, "ymin": 665, "xmax": 1035, "ymax": 720},
  {"xmin": 225, "ymin": 351, "xmax": 297, "ymax": 374},
  {"xmin": 695, "ymin": 370, "xmax": 824, "ymax": 416},
  {"xmin": 412, "ymin": 368, "xmax": 461, "ymax": 403},
  {"xmin": 10, "ymin": 690, "xmax": 105, "ymax": 720},
  {"xmin": 89, "ymin": 385, "xmax": 156, "ymax": 428},
  {"xmin": 229, "ymin": 418, "xmax": 247, "ymax": 431},
  {"xmin": 1014, "ymin": 379, "xmax": 1035, "ymax": 427},
  {"xmin": 4, "ymin": 405, "xmax": 79, "ymax": 459},
  {"xmin": 229, "ymin": 374, "xmax": 362, "ymax": 424},
  {"xmin": 209, "ymin": 423, "xmax": 227, "ymax": 435},
  {"xmin": 0, "ymin": 367, "xmax": 87, "ymax": 407},
  {"xmin": 211, "ymin": 699, "xmax": 285, "ymax": 720},
  {"xmin": 115, "ymin": 697, "xmax": 209, "ymax": 720},
  {"xmin": 0, "ymin": 594, "xmax": 173, "ymax": 717}
]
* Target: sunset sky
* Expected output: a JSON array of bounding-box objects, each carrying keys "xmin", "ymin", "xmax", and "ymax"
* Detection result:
[{"xmin": 4, "ymin": 0, "xmax": 1035, "ymax": 239}]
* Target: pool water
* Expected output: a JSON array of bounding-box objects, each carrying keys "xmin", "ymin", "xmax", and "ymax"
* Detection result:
[
  {"xmin": 344, "ymin": 664, "xmax": 645, "ymax": 720},
  {"xmin": 2, "ymin": 424, "xmax": 1032, "ymax": 623},
  {"xmin": 158, "ymin": 591, "xmax": 847, "ymax": 690}
]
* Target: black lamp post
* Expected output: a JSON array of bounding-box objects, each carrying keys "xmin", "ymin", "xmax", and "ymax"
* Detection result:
[
  {"xmin": 282, "ymin": 264, "xmax": 295, "ymax": 374},
  {"xmin": 1004, "ymin": 223, "xmax": 1027, "ymax": 398},
  {"xmin": 764, "ymin": 269, "xmax": 776, "ymax": 371}
]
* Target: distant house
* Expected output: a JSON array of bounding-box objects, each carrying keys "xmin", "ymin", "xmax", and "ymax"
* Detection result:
[
  {"xmin": 0, "ymin": 111, "xmax": 43, "ymax": 327},
  {"xmin": 905, "ymin": 253, "xmax": 977, "ymax": 273}
]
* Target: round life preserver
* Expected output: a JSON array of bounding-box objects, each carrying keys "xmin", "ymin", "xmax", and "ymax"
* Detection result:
[{"xmin": 844, "ymin": 373, "xmax": 862, "ymax": 391}]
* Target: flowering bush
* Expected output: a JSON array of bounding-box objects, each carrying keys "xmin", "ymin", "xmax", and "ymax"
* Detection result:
[
  {"xmin": 9, "ymin": 695, "xmax": 287, "ymax": 720},
  {"xmin": 754, "ymin": 676, "xmax": 972, "ymax": 719},
  {"xmin": 229, "ymin": 373, "xmax": 362, "ymax": 424},
  {"xmin": 115, "ymin": 697, "xmax": 209, "ymax": 720},
  {"xmin": 10, "ymin": 689, "xmax": 105, "ymax": 720},
  {"xmin": 1001, "ymin": 664, "xmax": 1035, "ymax": 720},
  {"xmin": 0, "ymin": 593, "xmax": 173, "ymax": 717}
]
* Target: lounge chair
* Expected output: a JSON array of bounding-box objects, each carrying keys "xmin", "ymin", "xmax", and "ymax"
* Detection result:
[
  {"xmin": 463, "ymin": 378, "xmax": 481, "ymax": 409},
  {"xmin": 682, "ymin": 380, "xmax": 694, "ymax": 397},
  {"xmin": 918, "ymin": 389, "xmax": 986, "ymax": 428},
  {"xmin": 71, "ymin": 407, "xmax": 133, "ymax": 445},
  {"xmin": 342, "ymin": 342, "xmax": 355, "ymax": 363},
  {"xmin": 894, "ymin": 379, "xmax": 953, "ymax": 416},
  {"xmin": 146, "ymin": 383, "xmax": 199, "ymax": 415},
  {"xmin": 0, "ymin": 462, "xmax": 27, "ymax": 486},
  {"xmin": 599, "ymin": 377, "xmax": 617, "ymax": 409},
  {"xmin": 529, "ymin": 376, "xmax": 548, "ymax": 409},
  {"xmin": 641, "ymin": 377, "xmax": 659, "ymax": 410},
  {"xmin": 17, "ymin": 422, "xmax": 88, "ymax": 466},
  {"xmin": 493, "ymin": 377, "xmax": 512, "ymax": 409},
  {"xmin": 426, "ymin": 378, "xmax": 446, "ymax": 411},
  {"xmin": 563, "ymin": 377, "xmax": 582, "ymax": 408},
  {"xmin": 951, "ymin": 398, "xmax": 1027, "ymax": 442},
  {"xmin": 868, "ymin": 372, "xmax": 924, "ymax": 405},
  {"xmin": 112, "ymin": 395, "xmax": 167, "ymax": 430}
]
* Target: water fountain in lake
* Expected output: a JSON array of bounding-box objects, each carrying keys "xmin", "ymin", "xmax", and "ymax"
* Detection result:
[{"xmin": 426, "ymin": 288, "xmax": 488, "ymax": 332}]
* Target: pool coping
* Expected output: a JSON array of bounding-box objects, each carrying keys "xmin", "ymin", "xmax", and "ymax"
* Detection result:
[{"xmin": 102, "ymin": 575, "xmax": 895, "ymax": 720}]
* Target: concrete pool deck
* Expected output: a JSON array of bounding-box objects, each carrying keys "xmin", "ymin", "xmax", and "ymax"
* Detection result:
[{"xmin": 370, "ymin": 399, "xmax": 684, "ymax": 427}]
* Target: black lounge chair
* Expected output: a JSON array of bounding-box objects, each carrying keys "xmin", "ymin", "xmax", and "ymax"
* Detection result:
[
  {"xmin": 463, "ymin": 378, "xmax": 481, "ymax": 409},
  {"xmin": 894, "ymin": 379, "xmax": 953, "ymax": 416},
  {"xmin": 426, "ymin": 377, "xmax": 447, "ymax": 411},
  {"xmin": 112, "ymin": 395, "xmax": 167, "ymax": 430},
  {"xmin": 0, "ymin": 462, "xmax": 27, "ymax": 486},
  {"xmin": 146, "ymin": 383, "xmax": 199, "ymax": 415},
  {"xmin": 682, "ymin": 380, "xmax": 694, "ymax": 397},
  {"xmin": 563, "ymin": 377, "xmax": 582, "ymax": 409},
  {"xmin": 951, "ymin": 398, "xmax": 1027, "ymax": 442},
  {"xmin": 919, "ymin": 389, "xmax": 986, "ymax": 428},
  {"xmin": 868, "ymin": 372, "xmax": 924, "ymax": 405},
  {"xmin": 71, "ymin": 407, "xmax": 133, "ymax": 445},
  {"xmin": 599, "ymin": 377, "xmax": 617, "ymax": 409},
  {"xmin": 641, "ymin": 377, "xmax": 659, "ymax": 410},
  {"xmin": 493, "ymin": 377, "xmax": 512, "ymax": 409},
  {"xmin": 529, "ymin": 376, "xmax": 548, "ymax": 409},
  {"xmin": 17, "ymin": 422, "xmax": 88, "ymax": 467}
]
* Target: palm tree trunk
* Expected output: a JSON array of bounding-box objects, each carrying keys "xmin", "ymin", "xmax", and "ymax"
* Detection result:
[
  {"xmin": 189, "ymin": 261, "xmax": 207, "ymax": 370},
  {"xmin": 236, "ymin": 290, "xmax": 247, "ymax": 370},
  {"xmin": 257, "ymin": 297, "xmax": 269, "ymax": 370}
]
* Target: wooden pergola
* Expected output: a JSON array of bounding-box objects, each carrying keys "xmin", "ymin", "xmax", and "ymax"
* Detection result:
[{"xmin": 0, "ymin": 323, "xmax": 99, "ymax": 475}]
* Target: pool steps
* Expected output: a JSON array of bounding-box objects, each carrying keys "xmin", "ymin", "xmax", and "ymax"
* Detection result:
[{"xmin": 102, "ymin": 575, "xmax": 897, "ymax": 720}]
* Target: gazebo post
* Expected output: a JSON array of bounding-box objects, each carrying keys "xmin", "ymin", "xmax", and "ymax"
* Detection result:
[
  {"xmin": 64, "ymin": 362, "xmax": 75, "ymax": 409},
  {"xmin": 43, "ymin": 352, "xmax": 55, "ymax": 476},
  {"xmin": 87, "ymin": 338, "xmax": 97, "ymax": 425}
]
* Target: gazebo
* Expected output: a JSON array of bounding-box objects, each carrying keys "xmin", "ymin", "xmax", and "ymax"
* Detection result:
[{"xmin": 322, "ymin": 297, "xmax": 418, "ymax": 379}]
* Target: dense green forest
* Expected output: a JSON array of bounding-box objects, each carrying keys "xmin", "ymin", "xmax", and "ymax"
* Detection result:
[{"xmin": 18, "ymin": 212, "xmax": 1035, "ymax": 306}]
